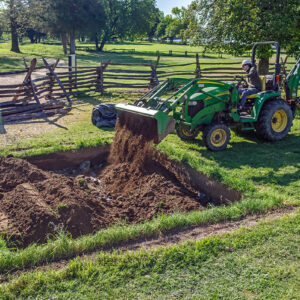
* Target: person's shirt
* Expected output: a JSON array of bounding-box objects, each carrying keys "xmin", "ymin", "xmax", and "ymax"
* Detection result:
[{"xmin": 246, "ymin": 66, "xmax": 262, "ymax": 91}]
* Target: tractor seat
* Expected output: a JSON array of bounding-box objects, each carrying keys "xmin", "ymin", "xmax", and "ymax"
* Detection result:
[
  {"xmin": 245, "ymin": 76, "xmax": 266, "ymax": 100},
  {"xmin": 246, "ymin": 94, "xmax": 257, "ymax": 99}
]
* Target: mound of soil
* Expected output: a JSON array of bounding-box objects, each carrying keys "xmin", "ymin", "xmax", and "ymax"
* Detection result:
[
  {"xmin": 0, "ymin": 114, "xmax": 205, "ymax": 246},
  {"xmin": 0, "ymin": 156, "xmax": 113, "ymax": 246}
]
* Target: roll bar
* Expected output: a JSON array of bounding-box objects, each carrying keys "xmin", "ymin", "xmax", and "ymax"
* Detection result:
[{"xmin": 251, "ymin": 41, "xmax": 281, "ymax": 88}]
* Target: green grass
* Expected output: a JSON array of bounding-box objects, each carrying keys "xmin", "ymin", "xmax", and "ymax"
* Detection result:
[
  {"xmin": 0, "ymin": 210, "xmax": 299, "ymax": 299},
  {"xmin": 0, "ymin": 39, "xmax": 296, "ymax": 71},
  {"xmin": 0, "ymin": 41, "xmax": 299, "ymax": 288},
  {"xmin": 0, "ymin": 194, "xmax": 285, "ymax": 274},
  {"xmin": 158, "ymin": 113, "xmax": 300, "ymax": 206},
  {"xmin": 0, "ymin": 96, "xmax": 298, "ymax": 274}
]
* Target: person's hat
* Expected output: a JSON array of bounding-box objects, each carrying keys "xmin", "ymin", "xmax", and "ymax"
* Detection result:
[{"xmin": 242, "ymin": 60, "xmax": 252, "ymax": 67}]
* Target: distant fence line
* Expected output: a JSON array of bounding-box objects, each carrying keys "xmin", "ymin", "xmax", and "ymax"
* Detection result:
[{"xmin": 74, "ymin": 45, "xmax": 249, "ymax": 58}]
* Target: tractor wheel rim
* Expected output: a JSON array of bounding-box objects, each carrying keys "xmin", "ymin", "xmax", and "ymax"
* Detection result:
[
  {"xmin": 182, "ymin": 127, "xmax": 194, "ymax": 137},
  {"xmin": 210, "ymin": 129, "xmax": 227, "ymax": 147},
  {"xmin": 271, "ymin": 110, "xmax": 288, "ymax": 133}
]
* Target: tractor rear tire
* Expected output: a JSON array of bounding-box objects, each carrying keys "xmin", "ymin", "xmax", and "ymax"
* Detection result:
[
  {"xmin": 255, "ymin": 99, "xmax": 293, "ymax": 141},
  {"xmin": 176, "ymin": 123, "xmax": 200, "ymax": 141},
  {"xmin": 203, "ymin": 123, "xmax": 231, "ymax": 151}
]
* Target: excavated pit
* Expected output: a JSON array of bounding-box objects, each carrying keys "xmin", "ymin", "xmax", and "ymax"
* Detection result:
[{"xmin": 0, "ymin": 115, "xmax": 241, "ymax": 247}]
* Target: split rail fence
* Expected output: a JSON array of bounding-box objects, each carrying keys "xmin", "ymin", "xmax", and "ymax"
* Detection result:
[{"xmin": 0, "ymin": 55, "xmax": 296, "ymax": 125}]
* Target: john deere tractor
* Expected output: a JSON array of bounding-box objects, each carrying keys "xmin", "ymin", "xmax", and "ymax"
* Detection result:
[{"xmin": 116, "ymin": 42, "xmax": 299, "ymax": 151}]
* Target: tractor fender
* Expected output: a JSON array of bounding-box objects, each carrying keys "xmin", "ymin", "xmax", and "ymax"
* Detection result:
[{"xmin": 252, "ymin": 91, "xmax": 281, "ymax": 120}]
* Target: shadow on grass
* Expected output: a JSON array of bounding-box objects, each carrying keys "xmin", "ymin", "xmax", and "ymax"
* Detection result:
[
  {"xmin": 71, "ymin": 92, "xmax": 140, "ymax": 106},
  {"xmin": 8, "ymin": 111, "xmax": 69, "ymax": 130},
  {"xmin": 0, "ymin": 56, "xmax": 24, "ymax": 70},
  {"xmin": 193, "ymin": 131, "xmax": 300, "ymax": 188},
  {"xmin": 76, "ymin": 52, "xmax": 156, "ymax": 65}
]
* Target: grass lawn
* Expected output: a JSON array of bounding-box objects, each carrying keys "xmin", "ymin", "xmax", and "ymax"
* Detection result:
[
  {"xmin": 0, "ymin": 210, "xmax": 299, "ymax": 299},
  {"xmin": 0, "ymin": 92, "xmax": 298, "ymax": 273},
  {"xmin": 0, "ymin": 40, "xmax": 297, "ymax": 71},
  {"xmin": 0, "ymin": 41, "xmax": 299, "ymax": 291}
]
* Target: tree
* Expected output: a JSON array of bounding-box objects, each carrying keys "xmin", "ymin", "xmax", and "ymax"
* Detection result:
[
  {"xmin": 0, "ymin": 8, "xmax": 9, "ymax": 39},
  {"xmin": 147, "ymin": 9, "xmax": 163, "ymax": 42},
  {"xmin": 33, "ymin": 0, "xmax": 106, "ymax": 54},
  {"xmin": 155, "ymin": 15, "xmax": 169, "ymax": 41},
  {"xmin": 154, "ymin": 8, "xmax": 189, "ymax": 44},
  {"xmin": 170, "ymin": 7, "xmax": 189, "ymax": 43},
  {"xmin": 7, "ymin": 0, "xmax": 21, "ymax": 52},
  {"xmin": 185, "ymin": 0, "xmax": 300, "ymax": 73},
  {"xmin": 95, "ymin": 0, "xmax": 158, "ymax": 51}
]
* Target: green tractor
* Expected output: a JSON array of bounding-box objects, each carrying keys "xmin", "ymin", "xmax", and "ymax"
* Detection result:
[{"xmin": 116, "ymin": 42, "xmax": 299, "ymax": 151}]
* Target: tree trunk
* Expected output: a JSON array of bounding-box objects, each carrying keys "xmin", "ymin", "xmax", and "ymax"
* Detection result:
[
  {"xmin": 99, "ymin": 37, "xmax": 107, "ymax": 52},
  {"xmin": 258, "ymin": 58, "xmax": 269, "ymax": 75},
  {"xmin": 69, "ymin": 28, "xmax": 76, "ymax": 55},
  {"xmin": 61, "ymin": 33, "xmax": 68, "ymax": 55},
  {"xmin": 95, "ymin": 35, "xmax": 100, "ymax": 51},
  {"xmin": 9, "ymin": 0, "xmax": 20, "ymax": 53}
]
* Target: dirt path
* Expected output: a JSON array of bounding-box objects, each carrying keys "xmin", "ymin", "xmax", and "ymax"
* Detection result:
[
  {"xmin": 110, "ymin": 206, "xmax": 298, "ymax": 251},
  {"xmin": 0, "ymin": 206, "xmax": 297, "ymax": 283}
]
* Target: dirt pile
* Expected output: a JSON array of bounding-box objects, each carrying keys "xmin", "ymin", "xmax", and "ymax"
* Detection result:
[
  {"xmin": 0, "ymin": 114, "xmax": 207, "ymax": 246},
  {"xmin": 0, "ymin": 156, "xmax": 113, "ymax": 246},
  {"xmin": 99, "ymin": 113, "xmax": 202, "ymax": 222}
]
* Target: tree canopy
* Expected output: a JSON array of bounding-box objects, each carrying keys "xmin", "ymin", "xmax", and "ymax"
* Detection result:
[{"xmin": 185, "ymin": 0, "xmax": 300, "ymax": 71}]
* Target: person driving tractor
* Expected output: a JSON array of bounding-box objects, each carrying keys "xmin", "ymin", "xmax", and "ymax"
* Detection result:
[{"xmin": 238, "ymin": 60, "xmax": 261, "ymax": 111}]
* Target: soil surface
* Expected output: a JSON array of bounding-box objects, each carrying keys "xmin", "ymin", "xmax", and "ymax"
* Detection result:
[{"xmin": 0, "ymin": 115, "xmax": 212, "ymax": 246}]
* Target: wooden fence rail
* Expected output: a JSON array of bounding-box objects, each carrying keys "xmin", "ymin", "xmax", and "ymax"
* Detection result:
[{"xmin": 0, "ymin": 55, "xmax": 296, "ymax": 114}]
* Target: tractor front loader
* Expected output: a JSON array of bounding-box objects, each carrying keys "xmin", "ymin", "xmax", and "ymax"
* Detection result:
[{"xmin": 116, "ymin": 42, "xmax": 299, "ymax": 151}]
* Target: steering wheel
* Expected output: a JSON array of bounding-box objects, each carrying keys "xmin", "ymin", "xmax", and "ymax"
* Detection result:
[{"xmin": 234, "ymin": 75, "xmax": 247, "ymax": 88}]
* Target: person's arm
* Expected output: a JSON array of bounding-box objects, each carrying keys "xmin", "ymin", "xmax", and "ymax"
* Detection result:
[{"xmin": 245, "ymin": 67, "xmax": 257, "ymax": 79}]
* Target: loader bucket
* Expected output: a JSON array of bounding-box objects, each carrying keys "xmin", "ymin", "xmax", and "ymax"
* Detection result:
[{"xmin": 115, "ymin": 103, "xmax": 175, "ymax": 144}]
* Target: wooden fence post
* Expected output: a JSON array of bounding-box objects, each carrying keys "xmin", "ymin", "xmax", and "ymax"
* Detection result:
[
  {"xmin": 149, "ymin": 55, "xmax": 160, "ymax": 88},
  {"xmin": 43, "ymin": 57, "xmax": 71, "ymax": 105},
  {"xmin": 0, "ymin": 110, "xmax": 5, "ymax": 134},
  {"xmin": 23, "ymin": 58, "xmax": 28, "ymax": 69},
  {"xmin": 195, "ymin": 53, "xmax": 201, "ymax": 78},
  {"xmin": 100, "ymin": 61, "xmax": 104, "ymax": 94},
  {"xmin": 96, "ymin": 60, "xmax": 110, "ymax": 94},
  {"xmin": 95, "ymin": 66, "xmax": 102, "ymax": 93},
  {"xmin": 46, "ymin": 59, "xmax": 60, "ymax": 100},
  {"xmin": 68, "ymin": 54, "xmax": 77, "ymax": 91},
  {"xmin": 13, "ymin": 58, "xmax": 37, "ymax": 104}
]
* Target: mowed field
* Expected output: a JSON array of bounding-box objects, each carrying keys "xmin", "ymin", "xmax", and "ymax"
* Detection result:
[{"xmin": 0, "ymin": 41, "xmax": 299, "ymax": 299}]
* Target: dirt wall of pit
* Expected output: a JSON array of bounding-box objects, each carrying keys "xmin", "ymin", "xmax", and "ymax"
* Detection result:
[{"xmin": 27, "ymin": 146, "xmax": 241, "ymax": 205}]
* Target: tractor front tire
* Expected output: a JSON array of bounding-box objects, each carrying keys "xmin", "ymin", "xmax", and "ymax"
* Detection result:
[
  {"xmin": 203, "ymin": 123, "xmax": 231, "ymax": 151},
  {"xmin": 176, "ymin": 123, "xmax": 200, "ymax": 141},
  {"xmin": 255, "ymin": 99, "xmax": 293, "ymax": 141}
]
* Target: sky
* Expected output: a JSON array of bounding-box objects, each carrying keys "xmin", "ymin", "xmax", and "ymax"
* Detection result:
[{"xmin": 156, "ymin": 0, "xmax": 193, "ymax": 15}]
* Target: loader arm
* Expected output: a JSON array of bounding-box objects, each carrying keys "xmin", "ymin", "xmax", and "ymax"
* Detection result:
[
  {"xmin": 115, "ymin": 78, "xmax": 240, "ymax": 143},
  {"xmin": 285, "ymin": 58, "xmax": 300, "ymax": 101}
]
